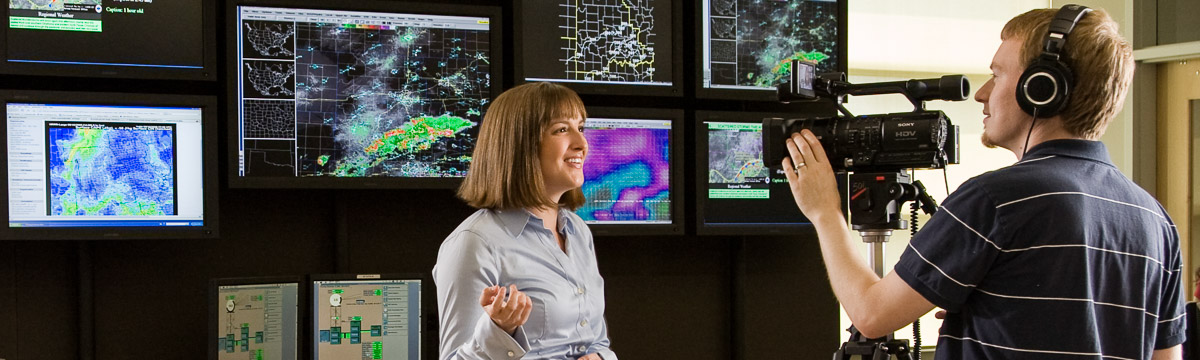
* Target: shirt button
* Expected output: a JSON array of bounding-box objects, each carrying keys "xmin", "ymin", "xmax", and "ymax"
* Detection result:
[
  {"xmin": 507, "ymin": 351, "xmax": 515, "ymax": 357},
  {"xmin": 580, "ymin": 320, "xmax": 588, "ymax": 327},
  {"xmin": 578, "ymin": 345, "xmax": 587, "ymax": 352},
  {"xmin": 577, "ymin": 287, "xmax": 585, "ymax": 294}
]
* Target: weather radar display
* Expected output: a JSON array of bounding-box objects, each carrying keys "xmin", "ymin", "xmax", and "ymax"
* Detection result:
[
  {"xmin": 577, "ymin": 118, "xmax": 672, "ymax": 224},
  {"xmin": 702, "ymin": 0, "xmax": 838, "ymax": 90},
  {"xmin": 520, "ymin": 0, "xmax": 673, "ymax": 87},
  {"xmin": 235, "ymin": 6, "xmax": 492, "ymax": 179}
]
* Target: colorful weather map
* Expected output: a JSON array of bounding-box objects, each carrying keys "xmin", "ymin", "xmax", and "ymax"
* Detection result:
[
  {"xmin": 705, "ymin": 0, "xmax": 838, "ymax": 88},
  {"xmin": 237, "ymin": 9, "xmax": 490, "ymax": 178},
  {"xmin": 46, "ymin": 122, "xmax": 176, "ymax": 216},
  {"xmin": 577, "ymin": 121, "xmax": 671, "ymax": 223}
]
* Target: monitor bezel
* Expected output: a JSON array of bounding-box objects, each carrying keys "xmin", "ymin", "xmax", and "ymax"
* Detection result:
[
  {"xmin": 580, "ymin": 106, "xmax": 685, "ymax": 236},
  {"xmin": 209, "ymin": 276, "xmax": 306, "ymax": 360},
  {"xmin": 308, "ymin": 273, "xmax": 427, "ymax": 360},
  {"xmin": 693, "ymin": 0, "xmax": 847, "ymax": 101},
  {"xmin": 513, "ymin": 0, "xmax": 684, "ymax": 97},
  {"xmin": 694, "ymin": 110, "xmax": 813, "ymax": 235},
  {"xmin": 226, "ymin": 0, "xmax": 504, "ymax": 189},
  {"xmin": 0, "ymin": 90, "xmax": 220, "ymax": 240},
  {"xmin": 0, "ymin": 0, "xmax": 217, "ymax": 81}
]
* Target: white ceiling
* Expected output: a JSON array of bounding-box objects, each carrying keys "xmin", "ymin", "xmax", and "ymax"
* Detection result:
[{"xmin": 848, "ymin": 0, "xmax": 1052, "ymax": 74}]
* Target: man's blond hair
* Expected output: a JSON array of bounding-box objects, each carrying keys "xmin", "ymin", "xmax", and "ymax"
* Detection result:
[
  {"xmin": 1002, "ymin": 7, "xmax": 1134, "ymax": 139},
  {"xmin": 458, "ymin": 82, "xmax": 587, "ymax": 210}
]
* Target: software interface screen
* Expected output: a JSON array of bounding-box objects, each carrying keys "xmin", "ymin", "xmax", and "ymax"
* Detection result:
[
  {"xmin": 6, "ymin": 103, "xmax": 205, "ymax": 228},
  {"xmin": 704, "ymin": 121, "xmax": 806, "ymax": 225},
  {"xmin": 6, "ymin": 0, "xmax": 205, "ymax": 69},
  {"xmin": 577, "ymin": 117, "xmax": 671, "ymax": 224},
  {"xmin": 216, "ymin": 283, "xmax": 300, "ymax": 360},
  {"xmin": 313, "ymin": 279, "xmax": 421, "ymax": 360},
  {"xmin": 701, "ymin": 0, "xmax": 838, "ymax": 91},
  {"xmin": 521, "ymin": 0, "xmax": 673, "ymax": 87},
  {"xmin": 235, "ymin": 6, "xmax": 492, "ymax": 178}
]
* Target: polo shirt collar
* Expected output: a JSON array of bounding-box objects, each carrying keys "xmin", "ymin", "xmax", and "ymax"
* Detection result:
[{"xmin": 1021, "ymin": 139, "xmax": 1112, "ymax": 166}]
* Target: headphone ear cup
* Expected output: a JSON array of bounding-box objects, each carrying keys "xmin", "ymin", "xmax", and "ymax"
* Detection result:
[{"xmin": 1016, "ymin": 60, "xmax": 1073, "ymax": 117}]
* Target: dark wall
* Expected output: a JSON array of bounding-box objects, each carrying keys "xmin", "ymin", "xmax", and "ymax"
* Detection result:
[{"xmin": 0, "ymin": 0, "xmax": 840, "ymax": 358}]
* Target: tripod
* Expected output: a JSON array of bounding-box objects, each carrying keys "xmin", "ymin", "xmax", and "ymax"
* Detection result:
[{"xmin": 833, "ymin": 171, "xmax": 937, "ymax": 360}]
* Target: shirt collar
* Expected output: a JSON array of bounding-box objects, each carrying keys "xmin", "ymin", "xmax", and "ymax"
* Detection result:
[
  {"xmin": 495, "ymin": 208, "xmax": 579, "ymax": 237},
  {"xmin": 1021, "ymin": 139, "xmax": 1113, "ymax": 166}
]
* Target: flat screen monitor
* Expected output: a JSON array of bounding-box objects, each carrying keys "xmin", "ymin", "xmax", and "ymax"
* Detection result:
[
  {"xmin": 1, "ymin": 90, "xmax": 218, "ymax": 240},
  {"xmin": 0, "ymin": 0, "xmax": 216, "ymax": 80},
  {"xmin": 697, "ymin": 0, "xmax": 845, "ymax": 100},
  {"xmin": 311, "ymin": 274, "xmax": 423, "ymax": 360},
  {"xmin": 515, "ymin": 0, "xmax": 682, "ymax": 96},
  {"xmin": 228, "ymin": 1, "xmax": 502, "ymax": 188},
  {"xmin": 210, "ymin": 277, "xmax": 302, "ymax": 360},
  {"xmin": 577, "ymin": 107, "xmax": 683, "ymax": 235},
  {"xmin": 695, "ymin": 111, "xmax": 809, "ymax": 235}
]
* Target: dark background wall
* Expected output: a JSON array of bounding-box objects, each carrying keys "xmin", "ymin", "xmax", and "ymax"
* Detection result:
[{"xmin": 0, "ymin": 0, "xmax": 840, "ymax": 358}]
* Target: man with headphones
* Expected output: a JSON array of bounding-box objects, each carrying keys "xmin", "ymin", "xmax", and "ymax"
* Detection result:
[{"xmin": 783, "ymin": 5, "xmax": 1186, "ymax": 359}]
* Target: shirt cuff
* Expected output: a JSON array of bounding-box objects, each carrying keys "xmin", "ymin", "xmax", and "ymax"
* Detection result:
[
  {"xmin": 594, "ymin": 348, "xmax": 617, "ymax": 360},
  {"xmin": 472, "ymin": 314, "xmax": 531, "ymax": 359}
]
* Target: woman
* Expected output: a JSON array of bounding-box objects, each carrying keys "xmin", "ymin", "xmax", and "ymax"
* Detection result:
[{"xmin": 433, "ymin": 82, "xmax": 616, "ymax": 360}]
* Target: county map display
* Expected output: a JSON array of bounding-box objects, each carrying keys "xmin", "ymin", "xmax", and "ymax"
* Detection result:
[
  {"xmin": 578, "ymin": 127, "xmax": 671, "ymax": 222},
  {"xmin": 707, "ymin": 0, "xmax": 837, "ymax": 88},
  {"xmin": 558, "ymin": 0, "xmax": 664, "ymax": 83},
  {"xmin": 46, "ymin": 122, "xmax": 176, "ymax": 217},
  {"xmin": 240, "ymin": 17, "xmax": 490, "ymax": 178}
]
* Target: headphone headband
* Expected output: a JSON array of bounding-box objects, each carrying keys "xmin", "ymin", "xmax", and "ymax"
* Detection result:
[{"xmin": 1040, "ymin": 5, "xmax": 1092, "ymax": 60}]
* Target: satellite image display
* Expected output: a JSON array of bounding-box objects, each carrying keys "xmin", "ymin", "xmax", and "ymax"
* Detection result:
[
  {"xmin": 577, "ymin": 118, "xmax": 671, "ymax": 223},
  {"xmin": 237, "ymin": 7, "xmax": 491, "ymax": 178},
  {"xmin": 46, "ymin": 122, "xmax": 177, "ymax": 216},
  {"xmin": 704, "ymin": 0, "xmax": 838, "ymax": 89}
]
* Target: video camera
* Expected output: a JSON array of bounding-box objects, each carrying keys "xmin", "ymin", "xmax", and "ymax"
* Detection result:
[{"xmin": 763, "ymin": 61, "xmax": 967, "ymax": 173}]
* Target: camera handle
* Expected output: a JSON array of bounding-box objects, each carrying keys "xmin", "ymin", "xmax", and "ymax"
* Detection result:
[{"xmin": 834, "ymin": 171, "xmax": 939, "ymax": 360}]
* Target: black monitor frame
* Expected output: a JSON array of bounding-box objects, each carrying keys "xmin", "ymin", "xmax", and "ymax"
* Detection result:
[
  {"xmin": 0, "ymin": 0, "xmax": 217, "ymax": 81},
  {"xmin": 209, "ymin": 276, "xmax": 305, "ymax": 360},
  {"xmin": 226, "ymin": 0, "xmax": 504, "ymax": 189},
  {"xmin": 308, "ymin": 273, "xmax": 427, "ymax": 360},
  {"xmin": 694, "ymin": 0, "xmax": 847, "ymax": 101},
  {"xmin": 0, "ymin": 90, "xmax": 219, "ymax": 240},
  {"xmin": 580, "ymin": 107, "xmax": 685, "ymax": 236},
  {"xmin": 694, "ymin": 110, "xmax": 812, "ymax": 235},
  {"xmin": 513, "ymin": 0, "xmax": 683, "ymax": 97}
]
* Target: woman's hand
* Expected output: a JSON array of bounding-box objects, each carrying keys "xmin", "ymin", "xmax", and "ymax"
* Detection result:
[
  {"xmin": 782, "ymin": 130, "xmax": 844, "ymax": 222},
  {"xmin": 479, "ymin": 284, "xmax": 533, "ymax": 335},
  {"xmin": 579, "ymin": 353, "xmax": 603, "ymax": 360}
]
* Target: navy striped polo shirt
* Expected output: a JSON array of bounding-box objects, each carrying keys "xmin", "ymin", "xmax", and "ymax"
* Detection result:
[{"xmin": 894, "ymin": 139, "xmax": 1187, "ymax": 359}]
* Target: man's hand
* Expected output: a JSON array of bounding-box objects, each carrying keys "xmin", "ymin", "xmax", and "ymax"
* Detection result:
[
  {"xmin": 480, "ymin": 284, "xmax": 533, "ymax": 335},
  {"xmin": 579, "ymin": 353, "xmax": 602, "ymax": 360},
  {"xmin": 782, "ymin": 129, "xmax": 844, "ymax": 222}
]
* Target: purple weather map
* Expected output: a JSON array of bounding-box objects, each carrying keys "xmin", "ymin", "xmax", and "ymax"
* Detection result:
[{"xmin": 577, "ymin": 125, "xmax": 671, "ymax": 223}]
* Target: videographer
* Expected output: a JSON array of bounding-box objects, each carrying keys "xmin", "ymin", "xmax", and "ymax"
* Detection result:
[{"xmin": 783, "ymin": 5, "xmax": 1185, "ymax": 359}]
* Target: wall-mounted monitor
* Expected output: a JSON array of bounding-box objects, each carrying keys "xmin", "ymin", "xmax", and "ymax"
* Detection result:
[
  {"xmin": 1, "ymin": 90, "xmax": 218, "ymax": 240},
  {"xmin": 311, "ymin": 274, "xmax": 423, "ymax": 360},
  {"xmin": 697, "ymin": 0, "xmax": 845, "ymax": 101},
  {"xmin": 695, "ymin": 111, "xmax": 809, "ymax": 235},
  {"xmin": 210, "ymin": 277, "xmax": 302, "ymax": 360},
  {"xmin": 0, "ymin": 0, "xmax": 216, "ymax": 80},
  {"xmin": 515, "ymin": 0, "xmax": 682, "ymax": 96},
  {"xmin": 578, "ymin": 107, "xmax": 683, "ymax": 235},
  {"xmin": 228, "ymin": 0, "xmax": 502, "ymax": 188}
]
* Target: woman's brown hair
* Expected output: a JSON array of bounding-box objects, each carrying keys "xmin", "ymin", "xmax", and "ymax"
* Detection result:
[{"xmin": 457, "ymin": 82, "xmax": 587, "ymax": 210}]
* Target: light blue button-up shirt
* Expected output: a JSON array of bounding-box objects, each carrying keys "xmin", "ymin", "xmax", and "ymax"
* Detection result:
[{"xmin": 434, "ymin": 208, "xmax": 616, "ymax": 360}]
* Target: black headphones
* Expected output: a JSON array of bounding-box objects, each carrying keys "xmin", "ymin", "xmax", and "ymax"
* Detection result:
[{"xmin": 1015, "ymin": 4, "xmax": 1092, "ymax": 118}]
